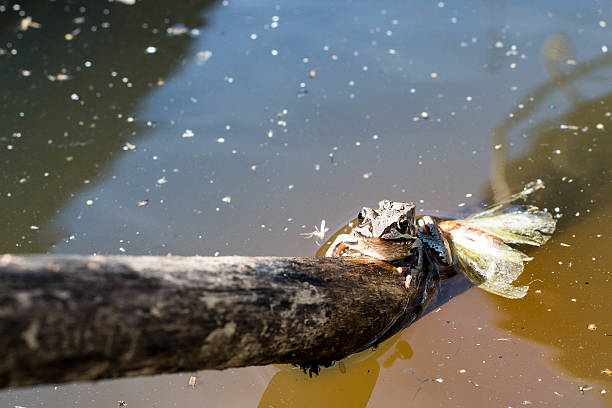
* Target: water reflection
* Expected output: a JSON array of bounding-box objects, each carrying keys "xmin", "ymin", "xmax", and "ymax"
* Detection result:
[
  {"xmin": 485, "ymin": 45, "xmax": 612, "ymax": 385},
  {"xmin": 0, "ymin": 0, "xmax": 213, "ymax": 253},
  {"xmin": 259, "ymin": 332, "xmax": 411, "ymax": 407},
  {"xmin": 1, "ymin": 0, "xmax": 611, "ymax": 406},
  {"xmin": 489, "ymin": 35, "xmax": 612, "ymax": 201}
]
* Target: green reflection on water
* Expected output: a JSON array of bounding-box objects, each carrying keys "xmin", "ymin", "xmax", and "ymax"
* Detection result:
[{"xmin": 0, "ymin": 0, "xmax": 212, "ymax": 253}]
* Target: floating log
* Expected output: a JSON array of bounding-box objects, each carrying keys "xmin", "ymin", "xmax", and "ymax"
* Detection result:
[{"xmin": 0, "ymin": 254, "xmax": 430, "ymax": 388}]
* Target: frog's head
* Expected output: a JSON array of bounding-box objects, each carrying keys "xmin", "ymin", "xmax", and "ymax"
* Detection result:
[
  {"xmin": 354, "ymin": 200, "xmax": 417, "ymax": 240},
  {"xmin": 328, "ymin": 200, "xmax": 419, "ymax": 261}
]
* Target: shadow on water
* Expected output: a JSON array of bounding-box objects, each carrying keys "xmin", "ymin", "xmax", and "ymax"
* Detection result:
[{"xmin": 0, "ymin": 0, "xmax": 215, "ymax": 253}]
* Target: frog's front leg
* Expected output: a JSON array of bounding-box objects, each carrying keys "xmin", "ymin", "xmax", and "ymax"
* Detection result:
[
  {"xmin": 402, "ymin": 237, "xmax": 423, "ymax": 291},
  {"xmin": 409, "ymin": 237, "xmax": 423, "ymax": 276},
  {"xmin": 325, "ymin": 234, "xmax": 358, "ymax": 258}
]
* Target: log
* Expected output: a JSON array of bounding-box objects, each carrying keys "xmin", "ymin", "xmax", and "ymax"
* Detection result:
[{"xmin": 0, "ymin": 254, "xmax": 431, "ymax": 388}]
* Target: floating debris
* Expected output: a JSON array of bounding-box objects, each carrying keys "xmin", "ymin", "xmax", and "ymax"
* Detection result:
[
  {"xmin": 301, "ymin": 220, "xmax": 328, "ymax": 242},
  {"xmin": 221, "ymin": 196, "xmax": 231, "ymax": 204},
  {"xmin": 167, "ymin": 24, "xmax": 188, "ymax": 36},
  {"xmin": 137, "ymin": 200, "xmax": 149, "ymax": 207},
  {"xmin": 309, "ymin": 69, "xmax": 317, "ymax": 78},
  {"xmin": 559, "ymin": 124, "xmax": 579, "ymax": 130},
  {"xmin": 157, "ymin": 177, "xmax": 167, "ymax": 185},
  {"xmin": 64, "ymin": 28, "xmax": 80, "ymax": 41},
  {"xmin": 48, "ymin": 73, "xmax": 71, "ymax": 81},
  {"xmin": 19, "ymin": 16, "xmax": 41, "ymax": 31},
  {"xmin": 182, "ymin": 129, "xmax": 194, "ymax": 138},
  {"xmin": 196, "ymin": 50, "xmax": 213, "ymax": 65},
  {"xmin": 145, "ymin": 46, "xmax": 157, "ymax": 54}
]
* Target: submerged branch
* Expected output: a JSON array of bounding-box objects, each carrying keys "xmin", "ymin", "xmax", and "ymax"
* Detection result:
[{"xmin": 0, "ymin": 254, "xmax": 428, "ymax": 388}]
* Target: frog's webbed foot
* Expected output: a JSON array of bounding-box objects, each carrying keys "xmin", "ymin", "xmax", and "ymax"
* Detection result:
[{"xmin": 417, "ymin": 215, "xmax": 456, "ymax": 269}]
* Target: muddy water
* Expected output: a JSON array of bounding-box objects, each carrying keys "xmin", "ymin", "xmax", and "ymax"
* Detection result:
[{"xmin": 1, "ymin": 0, "xmax": 611, "ymax": 406}]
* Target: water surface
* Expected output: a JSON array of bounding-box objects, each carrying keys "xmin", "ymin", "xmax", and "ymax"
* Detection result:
[{"xmin": 1, "ymin": 0, "xmax": 611, "ymax": 406}]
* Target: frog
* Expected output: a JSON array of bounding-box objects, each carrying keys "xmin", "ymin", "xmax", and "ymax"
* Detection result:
[
  {"xmin": 325, "ymin": 200, "xmax": 456, "ymax": 283},
  {"xmin": 324, "ymin": 200, "xmax": 456, "ymax": 349},
  {"xmin": 324, "ymin": 181, "xmax": 557, "ymax": 300}
]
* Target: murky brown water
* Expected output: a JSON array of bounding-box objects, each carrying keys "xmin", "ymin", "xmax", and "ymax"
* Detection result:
[{"xmin": 1, "ymin": 0, "xmax": 611, "ymax": 406}]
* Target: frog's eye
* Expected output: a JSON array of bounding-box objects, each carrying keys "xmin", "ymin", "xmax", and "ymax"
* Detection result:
[
  {"xmin": 357, "ymin": 210, "xmax": 366, "ymax": 223},
  {"xmin": 397, "ymin": 215, "xmax": 410, "ymax": 232}
]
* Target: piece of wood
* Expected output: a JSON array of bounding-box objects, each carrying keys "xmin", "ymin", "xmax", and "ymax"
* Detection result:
[{"xmin": 0, "ymin": 254, "xmax": 431, "ymax": 388}]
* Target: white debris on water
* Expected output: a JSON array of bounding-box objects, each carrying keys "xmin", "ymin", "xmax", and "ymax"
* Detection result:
[
  {"xmin": 559, "ymin": 124, "xmax": 579, "ymax": 130},
  {"xmin": 196, "ymin": 50, "xmax": 213, "ymax": 65},
  {"xmin": 300, "ymin": 220, "xmax": 328, "ymax": 241}
]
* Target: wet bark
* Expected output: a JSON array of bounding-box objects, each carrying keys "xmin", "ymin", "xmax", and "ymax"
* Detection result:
[{"xmin": 0, "ymin": 254, "xmax": 428, "ymax": 388}]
